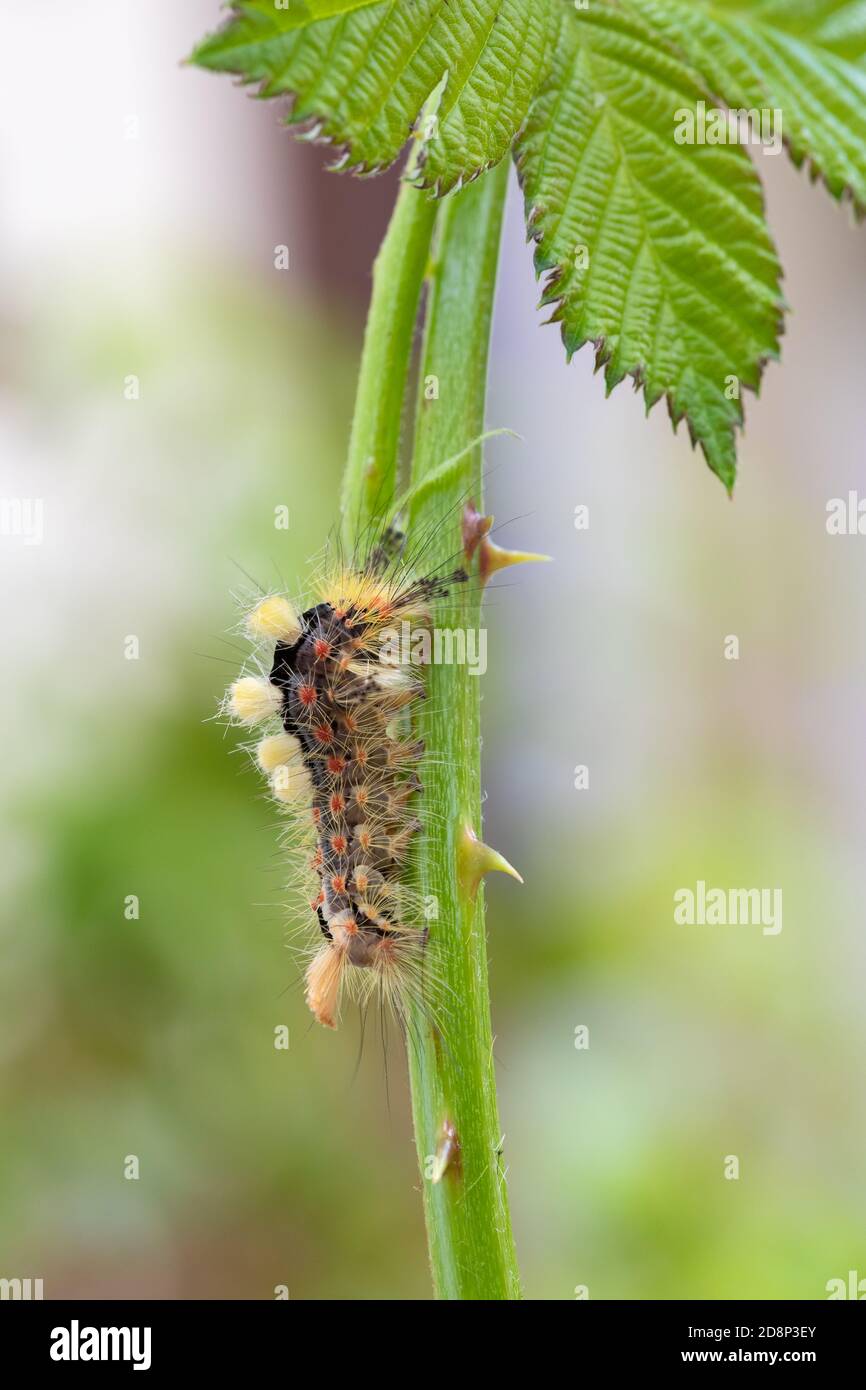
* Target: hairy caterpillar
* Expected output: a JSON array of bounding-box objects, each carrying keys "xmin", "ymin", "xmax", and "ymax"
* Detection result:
[{"xmin": 224, "ymin": 530, "xmax": 467, "ymax": 1031}]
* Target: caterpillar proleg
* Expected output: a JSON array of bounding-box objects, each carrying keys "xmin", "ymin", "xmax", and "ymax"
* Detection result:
[{"xmin": 224, "ymin": 530, "xmax": 467, "ymax": 1031}]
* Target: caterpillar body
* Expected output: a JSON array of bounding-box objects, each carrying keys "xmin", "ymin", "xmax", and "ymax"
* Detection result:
[{"xmin": 225, "ymin": 540, "xmax": 466, "ymax": 1031}]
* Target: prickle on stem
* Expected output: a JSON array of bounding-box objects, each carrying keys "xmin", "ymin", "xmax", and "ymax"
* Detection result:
[
  {"xmin": 430, "ymin": 1118, "xmax": 461, "ymax": 1184},
  {"xmin": 462, "ymin": 500, "xmax": 551, "ymax": 587},
  {"xmin": 457, "ymin": 822, "xmax": 524, "ymax": 903}
]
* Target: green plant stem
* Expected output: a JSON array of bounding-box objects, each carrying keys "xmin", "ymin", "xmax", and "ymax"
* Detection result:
[
  {"xmin": 340, "ymin": 150, "xmax": 438, "ymax": 552},
  {"xmin": 340, "ymin": 152, "xmax": 516, "ymax": 1299},
  {"xmin": 406, "ymin": 157, "xmax": 519, "ymax": 1300}
]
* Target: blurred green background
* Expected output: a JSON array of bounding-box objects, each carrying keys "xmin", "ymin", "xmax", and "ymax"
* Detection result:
[{"xmin": 2, "ymin": 2, "xmax": 865, "ymax": 1300}]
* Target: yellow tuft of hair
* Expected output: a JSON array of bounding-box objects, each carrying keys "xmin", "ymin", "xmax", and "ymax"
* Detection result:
[
  {"xmin": 247, "ymin": 595, "xmax": 302, "ymax": 644},
  {"xmin": 305, "ymin": 945, "xmax": 344, "ymax": 1029},
  {"xmin": 256, "ymin": 732, "xmax": 301, "ymax": 774},
  {"xmin": 319, "ymin": 569, "xmax": 429, "ymax": 641},
  {"xmin": 374, "ymin": 667, "xmax": 416, "ymax": 694},
  {"xmin": 228, "ymin": 676, "xmax": 283, "ymax": 725},
  {"xmin": 270, "ymin": 763, "xmax": 312, "ymax": 804}
]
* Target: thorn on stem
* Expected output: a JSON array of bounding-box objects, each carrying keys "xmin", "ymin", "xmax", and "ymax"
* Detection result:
[
  {"xmin": 430, "ymin": 1118, "xmax": 461, "ymax": 1184},
  {"xmin": 462, "ymin": 500, "xmax": 551, "ymax": 586},
  {"xmin": 457, "ymin": 823, "xmax": 524, "ymax": 903},
  {"xmin": 462, "ymin": 499, "xmax": 493, "ymax": 562}
]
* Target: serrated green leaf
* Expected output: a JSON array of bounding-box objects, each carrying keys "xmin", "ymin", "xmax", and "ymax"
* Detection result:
[
  {"xmin": 514, "ymin": 4, "xmax": 784, "ymax": 489},
  {"xmin": 191, "ymin": 0, "xmax": 557, "ymax": 193},
  {"xmin": 285, "ymin": 1, "xmax": 385, "ymax": 21},
  {"xmin": 627, "ymin": 0, "xmax": 866, "ymax": 214}
]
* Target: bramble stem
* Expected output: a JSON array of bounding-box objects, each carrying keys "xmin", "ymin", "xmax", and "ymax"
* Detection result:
[
  {"xmin": 340, "ymin": 150, "xmax": 437, "ymax": 551},
  {"xmin": 406, "ymin": 159, "xmax": 519, "ymax": 1300},
  {"xmin": 341, "ymin": 155, "xmax": 517, "ymax": 1299}
]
